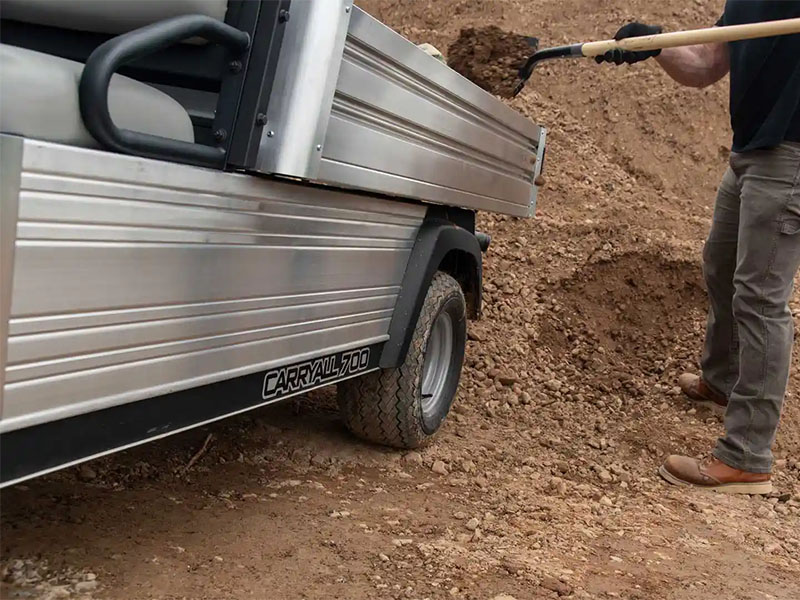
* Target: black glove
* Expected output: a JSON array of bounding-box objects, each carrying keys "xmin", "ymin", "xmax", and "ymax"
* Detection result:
[{"xmin": 595, "ymin": 22, "xmax": 663, "ymax": 65}]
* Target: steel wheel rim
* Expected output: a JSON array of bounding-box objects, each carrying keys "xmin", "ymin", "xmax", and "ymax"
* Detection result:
[{"xmin": 420, "ymin": 311, "xmax": 454, "ymax": 417}]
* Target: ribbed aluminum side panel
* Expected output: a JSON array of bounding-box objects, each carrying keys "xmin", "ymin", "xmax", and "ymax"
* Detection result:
[
  {"xmin": 253, "ymin": 6, "xmax": 545, "ymax": 217},
  {"xmin": 1, "ymin": 139, "xmax": 425, "ymax": 432},
  {"xmin": 317, "ymin": 8, "xmax": 544, "ymax": 217}
]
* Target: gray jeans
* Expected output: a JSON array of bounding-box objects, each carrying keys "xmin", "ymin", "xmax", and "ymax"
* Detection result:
[{"xmin": 702, "ymin": 142, "xmax": 800, "ymax": 473}]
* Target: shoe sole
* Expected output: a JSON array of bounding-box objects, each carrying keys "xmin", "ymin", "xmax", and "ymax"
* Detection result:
[
  {"xmin": 658, "ymin": 465, "xmax": 773, "ymax": 495},
  {"xmin": 681, "ymin": 389, "xmax": 727, "ymax": 416},
  {"xmin": 692, "ymin": 399, "xmax": 727, "ymax": 416}
]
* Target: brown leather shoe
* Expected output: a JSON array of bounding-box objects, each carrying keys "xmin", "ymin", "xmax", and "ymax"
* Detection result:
[
  {"xmin": 678, "ymin": 373, "xmax": 727, "ymax": 414},
  {"xmin": 658, "ymin": 455, "xmax": 772, "ymax": 495}
]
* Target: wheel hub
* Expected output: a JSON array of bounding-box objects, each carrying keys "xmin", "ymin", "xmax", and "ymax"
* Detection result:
[{"xmin": 420, "ymin": 311, "xmax": 454, "ymax": 417}]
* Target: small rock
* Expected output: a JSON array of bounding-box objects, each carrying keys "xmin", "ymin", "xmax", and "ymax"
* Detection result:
[
  {"xmin": 597, "ymin": 469, "xmax": 613, "ymax": 483},
  {"xmin": 549, "ymin": 477, "xmax": 568, "ymax": 495},
  {"xmin": 453, "ymin": 511, "xmax": 468, "ymax": 520},
  {"xmin": 501, "ymin": 557, "xmax": 526, "ymax": 575},
  {"xmin": 599, "ymin": 496, "xmax": 614, "ymax": 507},
  {"xmin": 85, "ymin": 573, "xmax": 97, "ymax": 581},
  {"xmin": 545, "ymin": 379, "xmax": 562, "ymax": 391},
  {"xmin": 392, "ymin": 538, "xmax": 413, "ymax": 547},
  {"xmin": 756, "ymin": 505, "xmax": 772, "ymax": 518},
  {"xmin": 45, "ymin": 586, "xmax": 72, "ymax": 599},
  {"xmin": 468, "ymin": 329, "xmax": 485, "ymax": 342},
  {"xmin": 310, "ymin": 454, "xmax": 328, "ymax": 467},
  {"xmin": 766, "ymin": 490, "xmax": 791, "ymax": 502},
  {"xmin": 379, "ymin": 553, "xmax": 390, "ymax": 562},
  {"xmin": 498, "ymin": 375, "xmax": 519, "ymax": 386},
  {"xmin": 765, "ymin": 542, "xmax": 782, "ymax": 554},
  {"xmin": 491, "ymin": 595, "xmax": 518, "ymax": 600},
  {"xmin": 404, "ymin": 452, "xmax": 423, "ymax": 465},
  {"xmin": 465, "ymin": 517, "xmax": 480, "ymax": 531},
  {"xmin": 540, "ymin": 575, "xmax": 572, "ymax": 596},
  {"xmin": 77, "ymin": 465, "xmax": 97, "ymax": 482},
  {"xmin": 431, "ymin": 460, "xmax": 448, "ymax": 475},
  {"xmin": 75, "ymin": 580, "xmax": 98, "ymax": 593}
]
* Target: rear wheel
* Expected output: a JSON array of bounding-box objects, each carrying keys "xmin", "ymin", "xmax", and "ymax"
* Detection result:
[{"xmin": 338, "ymin": 271, "xmax": 467, "ymax": 448}]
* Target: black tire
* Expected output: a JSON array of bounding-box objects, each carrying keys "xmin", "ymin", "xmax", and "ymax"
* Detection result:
[{"xmin": 337, "ymin": 271, "xmax": 467, "ymax": 448}]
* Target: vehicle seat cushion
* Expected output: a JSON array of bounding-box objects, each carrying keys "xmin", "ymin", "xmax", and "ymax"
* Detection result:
[
  {"xmin": 0, "ymin": 45, "xmax": 194, "ymax": 148},
  {"xmin": 1, "ymin": 0, "xmax": 228, "ymax": 35}
]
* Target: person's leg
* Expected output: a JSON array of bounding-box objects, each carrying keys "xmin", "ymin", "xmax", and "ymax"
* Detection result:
[
  {"xmin": 714, "ymin": 143, "xmax": 800, "ymax": 473},
  {"xmin": 700, "ymin": 166, "xmax": 741, "ymax": 397}
]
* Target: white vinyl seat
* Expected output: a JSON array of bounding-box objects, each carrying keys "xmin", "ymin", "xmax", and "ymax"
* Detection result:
[
  {"xmin": 0, "ymin": 0, "xmax": 228, "ymax": 36},
  {"xmin": 0, "ymin": 1, "xmax": 231, "ymax": 148},
  {"xmin": 0, "ymin": 44, "xmax": 195, "ymax": 148}
]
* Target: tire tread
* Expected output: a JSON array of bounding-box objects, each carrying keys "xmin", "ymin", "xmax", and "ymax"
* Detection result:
[{"xmin": 338, "ymin": 272, "xmax": 464, "ymax": 448}]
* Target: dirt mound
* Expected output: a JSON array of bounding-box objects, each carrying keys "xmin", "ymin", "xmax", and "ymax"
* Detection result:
[
  {"xmin": 446, "ymin": 26, "xmax": 537, "ymax": 97},
  {"xmin": 541, "ymin": 253, "xmax": 706, "ymax": 373}
]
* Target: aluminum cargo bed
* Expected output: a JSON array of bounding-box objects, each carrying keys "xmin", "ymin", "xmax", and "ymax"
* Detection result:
[{"xmin": 253, "ymin": 2, "xmax": 546, "ymax": 218}]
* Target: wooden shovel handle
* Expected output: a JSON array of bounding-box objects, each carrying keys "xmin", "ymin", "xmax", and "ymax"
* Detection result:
[{"xmin": 581, "ymin": 17, "xmax": 800, "ymax": 57}]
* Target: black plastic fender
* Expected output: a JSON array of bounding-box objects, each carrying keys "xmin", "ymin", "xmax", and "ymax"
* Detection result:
[{"xmin": 380, "ymin": 217, "xmax": 482, "ymax": 369}]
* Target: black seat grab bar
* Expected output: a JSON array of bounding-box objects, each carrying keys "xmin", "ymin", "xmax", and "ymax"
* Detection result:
[{"xmin": 79, "ymin": 15, "xmax": 250, "ymax": 168}]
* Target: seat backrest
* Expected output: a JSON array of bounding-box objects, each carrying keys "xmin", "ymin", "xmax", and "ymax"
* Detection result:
[
  {"xmin": 0, "ymin": 0, "xmax": 246, "ymax": 146},
  {"xmin": 1, "ymin": 0, "xmax": 228, "ymax": 35},
  {"xmin": 0, "ymin": 0, "xmax": 289, "ymax": 170}
]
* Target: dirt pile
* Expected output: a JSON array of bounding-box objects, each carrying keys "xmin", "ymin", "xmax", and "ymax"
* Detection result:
[
  {"xmin": 2, "ymin": 0, "xmax": 800, "ymax": 599},
  {"xmin": 447, "ymin": 26, "xmax": 537, "ymax": 97},
  {"xmin": 534, "ymin": 253, "xmax": 707, "ymax": 400}
]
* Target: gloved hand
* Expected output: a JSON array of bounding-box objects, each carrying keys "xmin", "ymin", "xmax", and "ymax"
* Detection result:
[{"xmin": 595, "ymin": 22, "xmax": 663, "ymax": 65}]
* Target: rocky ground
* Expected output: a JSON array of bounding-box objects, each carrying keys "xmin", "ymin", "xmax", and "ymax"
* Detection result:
[{"xmin": 2, "ymin": 0, "xmax": 800, "ymax": 599}]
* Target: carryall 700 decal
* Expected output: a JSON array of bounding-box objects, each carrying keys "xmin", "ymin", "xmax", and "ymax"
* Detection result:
[{"xmin": 262, "ymin": 347, "xmax": 375, "ymax": 401}]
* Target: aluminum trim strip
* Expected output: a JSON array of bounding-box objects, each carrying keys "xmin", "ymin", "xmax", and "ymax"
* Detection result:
[
  {"xmin": 0, "ymin": 135, "xmax": 24, "ymax": 417},
  {"xmin": 254, "ymin": 0, "xmax": 352, "ymax": 178}
]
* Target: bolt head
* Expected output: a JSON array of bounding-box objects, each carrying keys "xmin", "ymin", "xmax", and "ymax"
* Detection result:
[
  {"xmin": 316, "ymin": 144, "xmax": 322, "ymax": 151},
  {"xmin": 267, "ymin": 130, "xmax": 275, "ymax": 138},
  {"xmin": 345, "ymin": 6, "xmax": 351, "ymax": 13}
]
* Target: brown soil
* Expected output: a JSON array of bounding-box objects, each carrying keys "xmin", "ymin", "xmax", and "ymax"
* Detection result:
[
  {"xmin": 447, "ymin": 26, "xmax": 537, "ymax": 98},
  {"xmin": 3, "ymin": 1, "xmax": 800, "ymax": 599}
]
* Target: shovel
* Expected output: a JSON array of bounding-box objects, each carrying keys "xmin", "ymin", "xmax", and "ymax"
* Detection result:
[{"xmin": 513, "ymin": 16, "xmax": 800, "ymax": 96}]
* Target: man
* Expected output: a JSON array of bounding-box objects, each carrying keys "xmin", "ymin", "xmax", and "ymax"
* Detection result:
[{"xmin": 597, "ymin": 0, "xmax": 800, "ymax": 494}]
